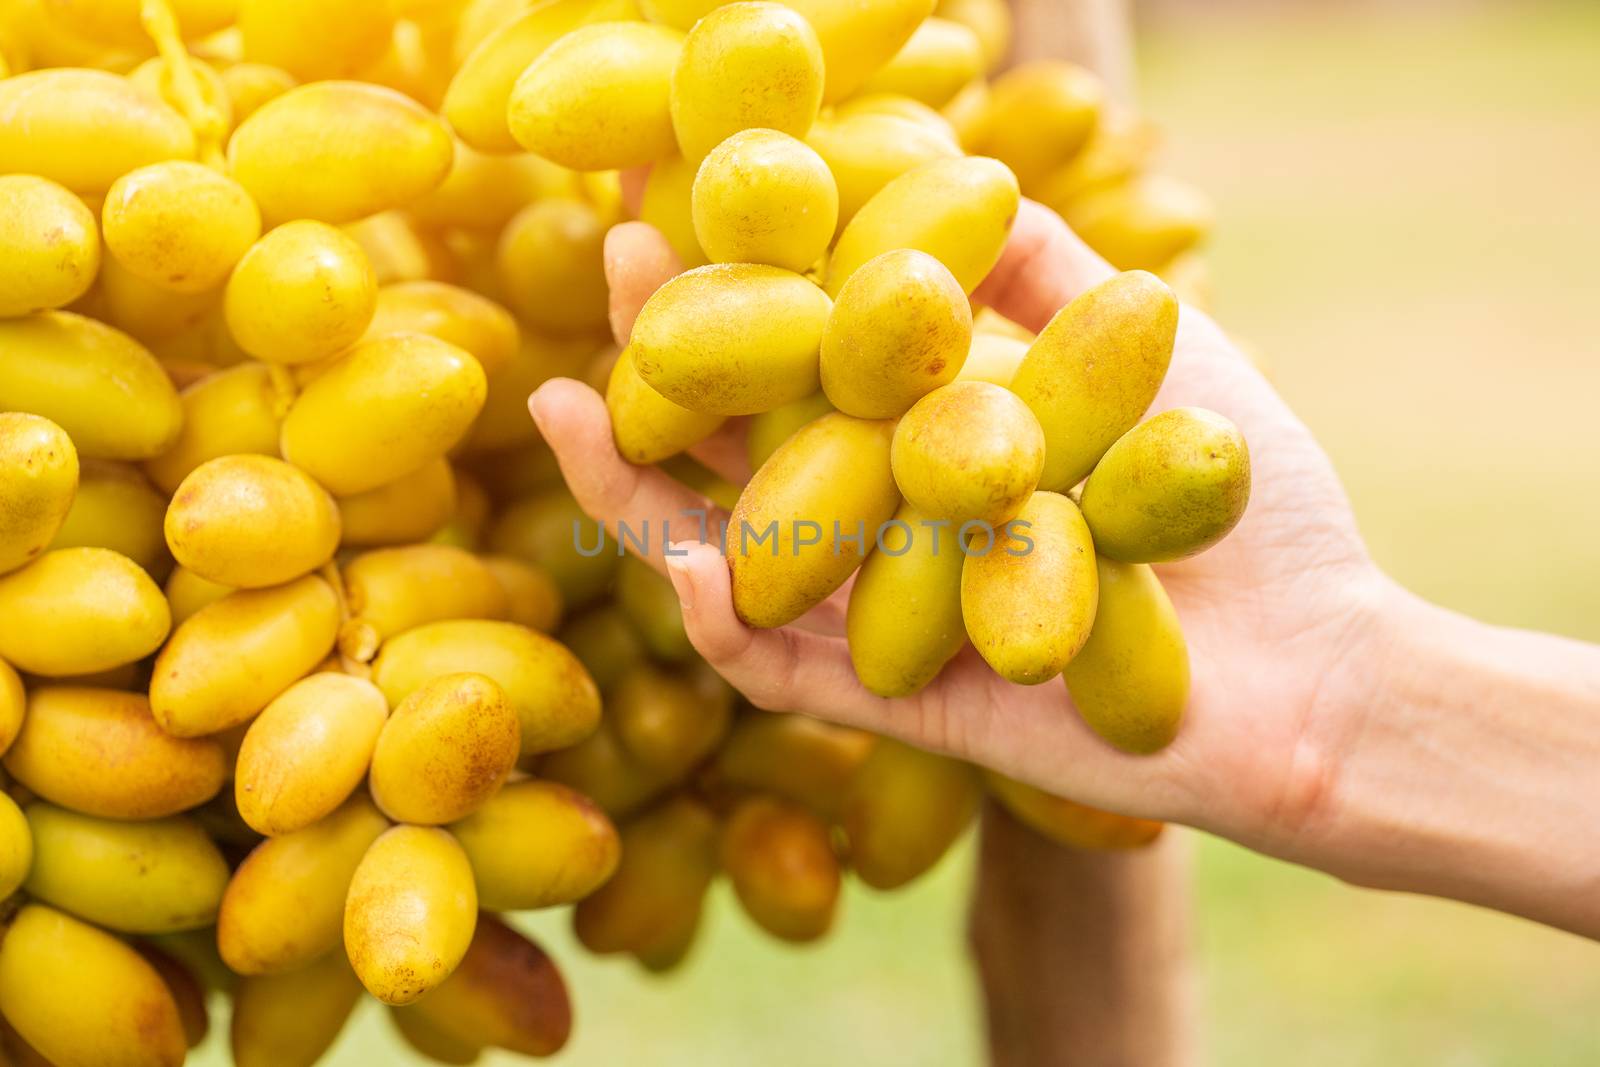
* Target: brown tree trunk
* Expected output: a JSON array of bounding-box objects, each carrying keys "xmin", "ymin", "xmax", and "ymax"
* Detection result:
[
  {"xmin": 970, "ymin": 806, "xmax": 1199, "ymax": 1066},
  {"xmin": 968, "ymin": 3, "xmax": 1199, "ymax": 1064},
  {"xmin": 1008, "ymin": 0, "xmax": 1137, "ymax": 102}
]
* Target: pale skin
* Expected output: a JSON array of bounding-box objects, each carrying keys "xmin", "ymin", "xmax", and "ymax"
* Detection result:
[{"xmin": 529, "ymin": 201, "xmax": 1600, "ymax": 941}]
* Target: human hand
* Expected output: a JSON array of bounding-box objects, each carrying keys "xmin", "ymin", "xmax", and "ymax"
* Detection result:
[{"xmin": 528, "ymin": 201, "xmax": 1389, "ymax": 859}]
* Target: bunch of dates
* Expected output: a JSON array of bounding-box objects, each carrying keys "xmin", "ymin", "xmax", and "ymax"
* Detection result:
[{"xmin": 0, "ymin": 0, "xmax": 1233, "ymax": 1064}]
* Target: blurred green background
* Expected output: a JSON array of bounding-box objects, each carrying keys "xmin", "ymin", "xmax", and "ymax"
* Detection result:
[{"xmin": 200, "ymin": 1, "xmax": 1600, "ymax": 1063}]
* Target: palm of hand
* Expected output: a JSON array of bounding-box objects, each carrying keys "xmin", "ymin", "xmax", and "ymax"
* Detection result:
[{"xmin": 530, "ymin": 201, "xmax": 1384, "ymax": 845}]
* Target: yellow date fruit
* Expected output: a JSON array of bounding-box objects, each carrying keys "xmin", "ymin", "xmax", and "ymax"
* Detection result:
[
  {"xmin": 443, "ymin": 0, "xmax": 638, "ymax": 154},
  {"xmin": 1009, "ymin": 270, "xmax": 1179, "ymax": 491},
  {"xmin": 164, "ymin": 455, "xmax": 341, "ymax": 588},
  {"xmin": 0, "ymin": 175, "xmax": 100, "ymax": 317},
  {"xmin": 49, "ymin": 461, "xmax": 169, "ymax": 576},
  {"xmin": 1064, "ymin": 174, "xmax": 1214, "ymax": 272},
  {"xmin": 787, "ymin": 0, "xmax": 932, "ymax": 102},
  {"xmin": 41, "ymin": 0, "xmax": 235, "ymax": 47},
  {"xmin": 956, "ymin": 330, "xmax": 1030, "ymax": 388},
  {"xmin": 1035, "ymin": 107, "xmax": 1157, "ymax": 208},
  {"xmin": 0, "ymin": 413, "xmax": 78, "ymax": 576},
  {"xmin": 711, "ymin": 711, "xmax": 875, "ymax": 819},
  {"xmin": 721, "ymin": 794, "xmax": 839, "ymax": 942},
  {"xmin": 341, "ymin": 544, "xmax": 508, "ymax": 661},
  {"xmin": 843, "ymin": 737, "xmax": 978, "ymax": 889},
  {"xmin": 450, "ymin": 779, "xmax": 620, "ymax": 911},
  {"xmin": 941, "ymin": 77, "xmax": 991, "ymax": 149},
  {"xmin": 745, "ymin": 390, "xmax": 833, "ymax": 471},
  {"xmin": 338, "ymin": 459, "xmax": 459, "ymax": 547},
  {"xmin": 539, "ymin": 717, "xmax": 671, "ymax": 819},
  {"xmin": 556, "ymin": 606, "xmax": 644, "ymax": 691},
  {"xmin": 228, "ymin": 81, "xmax": 453, "ymax": 224},
  {"xmin": 23, "ymin": 803, "xmax": 228, "ymax": 933},
  {"xmin": 631, "ymin": 263, "xmax": 831, "ymax": 416},
  {"xmin": 150, "ymin": 574, "xmax": 341, "ymax": 737},
  {"xmin": 280, "ymin": 332, "xmax": 487, "ymax": 496},
  {"xmin": 239, "ymin": 0, "xmax": 393, "ymax": 81},
  {"xmin": 985, "ymin": 771, "xmax": 1165, "ymax": 849},
  {"xmin": 481, "ymin": 555, "xmax": 563, "ymax": 632},
  {"xmin": 102, "ymin": 162, "xmax": 261, "ymax": 294},
  {"xmin": 1079, "ymin": 407, "xmax": 1251, "ymax": 564},
  {"xmin": 460, "ymin": 336, "xmax": 599, "ymax": 456},
  {"xmin": 857, "ymin": 16, "xmax": 983, "ymax": 108},
  {"xmin": 834, "ymin": 92, "xmax": 957, "ymax": 140},
  {"xmin": 220, "ymin": 63, "xmax": 300, "ymax": 125},
  {"xmin": 612, "ymin": 662, "xmax": 732, "ymax": 778},
  {"xmin": 670, "ymin": 1, "xmax": 825, "ymax": 162},
  {"xmin": 235, "ymin": 674, "xmax": 389, "ymax": 836},
  {"xmin": 726, "ymin": 412, "xmax": 899, "ymax": 628},
  {"xmin": 821, "ymin": 248, "xmax": 970, "ymax": 418},
  {"xmin": 344, "ymin": 825, "xmax": 478, "ymax": 1005},
  {"xmin": 846, "ymin": 505, "xmax": 966, "ymax": 697},
  {"xmin": 0, "ymin": 791, "xmax": 31, "ymax": 899},
  {"xmin": 573, "ymin": 796, "xmax": 717, "ymax": 953},
  {"xmin": 606, "ymin": 346, "xmax": 725, "ymax": 465},
  {"xmin": 960, "ymin": 491, "xmax": 1098, "ymax": 684},
  {"xmin": 0, "ymin": 905, "xmax": 186, "ymax": 1067},
  {"xmin": 639, "ymin": 153, "xmax": 707, "ymax": 267},
  {"xmin": 410, "ymin": 142, "xmax": 579, "ymax": 232},
  {"xmin": 936, "ymin": 0, "xmax": 1011, "ymax": 70},
  {"xmin": 390, "ymin": 1007, "xmax": 483, "ymax": 1066},
  {"xmin": 369, "ymin": 673, "xmax": 521, "ymax": 825},
  {"xmin": 0, "ymin": 655, "xmax": 20, "ymax": 752},
  {"xmin": 162, "ymin": 566, "xmax": 230, "ymax": 627},
  {"xmin": 0, "ymin": 548, "xmax": 169, "ymax": 677},
  {"xmin": 1063, "ymin": 558, "xmax": 1190, "ymax": 754},
  {"xmin": 614, "ymin": 554, "xmax": 694, "ymax": 661},
  {"xmin": 486, "ymin": 488, "xmax": 617, "ymax": 609},
  {"xmin": 217, "ymin": 795, "xmax": 390, "ymax": 975},
  {"xmin": 373, "ymin": 619, "xmax": 601, "ymax": 757},
  {"xmin": 0, "ymin": 312, "xmax": 182, "ymax": 461},
  {"xmin": 972, "ymin": 61, "xmax": 1104, "ymax": 194},
  {"xmin": 825, "ymin": 156, "xmax": 1018, "ymax": 297},
  {"xmin": 509, "ymin": 21, "xmax": 683, "ymax": 170},
  {"xmin": 409, "ymin": 914, "xmax": 572, "ymax": 1058},
  {"xmin": 805, "ymin": 112, "xmax": 958, "ymax": 236},
  {"xmin": 230, "ymin": 951, "xmax": 364, "ymax": 1067},
  {"xmin": 365, "ymin": 281, "xmax": 519, "ymax": 380},
  {"xmin": 224, "ymin": 220, "xmax": 378, "ymax": 366},
  {"xmin": 494, "ymin": 198, "xmax": 610, "ymax": 337},
  {"xmin": 890, "ymin": 380, "xmax": 1044, "ymax": 526},
  {"xmin": 4, "ymin": 688, "xmax": 226, "ymax": 819},
  {"xmin": 691, "ymin": 128, "xmax": 838, "ymax": 272},
  {"xmin": 143, "ymin": 363, "xmax": 291, "ymax": 496},
  {"xmin": 0, "ymin": 69, "xmax": 194, "ymax": 195}
]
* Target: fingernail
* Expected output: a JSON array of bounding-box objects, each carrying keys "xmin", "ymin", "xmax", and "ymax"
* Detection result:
[
  {"xmin": 665, "ymin": 550, "xmax": 695, "ymax": 612},
  {"xmin": 526, "ymin": 388, "xmax": 548, "ymax": 428}
]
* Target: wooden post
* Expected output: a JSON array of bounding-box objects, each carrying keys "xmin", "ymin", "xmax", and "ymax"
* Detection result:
[
  {"xmin": 1008, "ymin": 0, "xmax": 1137, "ymax": 101},
  {"xmin": 968, "ymin": 3, "xmax": 1199, "ymax": 1064},
  {"xmin": 970, "ymin": 808, "xmax": 1198, "ymax": 1066}
]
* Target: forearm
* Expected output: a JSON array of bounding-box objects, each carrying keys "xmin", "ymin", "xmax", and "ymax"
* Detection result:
[{"xmin": 1273, "ymin": 580, "xmax": 1600, "ymax": 937}]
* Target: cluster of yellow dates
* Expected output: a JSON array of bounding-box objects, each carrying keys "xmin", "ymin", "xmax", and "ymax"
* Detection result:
[{"xmin": 0, "ymin": 0, "xmax": 1234, "ymax": 1063}]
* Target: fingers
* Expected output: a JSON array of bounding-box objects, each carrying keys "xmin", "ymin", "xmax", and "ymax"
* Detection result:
[
  {"xmin": 528, "ymin": 378, "xmax": 727, "ymax": 575},
  {"xmin": 972, "ymin": 198, "xmax": 1115, "ymax": 333},
  {"xmin": 663, "ymin": 541, "xmax": 889, "ymax": 719},
  {"xmin": 603, "ymin": 221, "xmax": 679, "ymax": 345},
  {"xmin": 618, "ymin": 165, "xmax": 650, "ymax": 218}
]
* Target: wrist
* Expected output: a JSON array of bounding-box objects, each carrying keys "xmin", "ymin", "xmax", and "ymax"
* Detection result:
[{"xmin": 1270, "ymin": 579, "xmax": 1600, "ymax": 936}]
